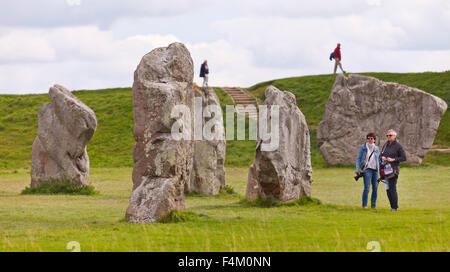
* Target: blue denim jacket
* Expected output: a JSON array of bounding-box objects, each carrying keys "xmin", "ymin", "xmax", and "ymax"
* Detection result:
[{"xmin": 355, "ymin": 143, "xmax": 380, "ymax": 173}]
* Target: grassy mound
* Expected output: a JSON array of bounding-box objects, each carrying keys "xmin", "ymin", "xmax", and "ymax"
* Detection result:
[
  {"xmin": 246, "ymin": 72, "xmax": 450, "ymax": 167},
  {"xmin": 21, "ymin": 181, "xmax": 99, "ymax": 195},
  {"xmin": 0, "ymin": 72, "xmax": 448, "ymax": 169}
]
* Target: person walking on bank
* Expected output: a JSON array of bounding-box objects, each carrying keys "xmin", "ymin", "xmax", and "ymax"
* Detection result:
[
  {"xmin": 355, "ymin": 133, "xmax": 380, "ymax": 209},
  {"xmin": 333, "ymin": 43, "xmax": 346, "ymax": 74},
  {"xmin": 200, "ymin": 60, "xmax": 209, "ymax": 87},
  {"xmin": 380, "ymin": 129, "xmax": 407, "ymax": 211}
]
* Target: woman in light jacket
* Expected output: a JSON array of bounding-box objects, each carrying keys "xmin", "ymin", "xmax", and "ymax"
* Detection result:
[{"xmin": 355, "ymin": 132, "xmax": 380, "ymax": 209}]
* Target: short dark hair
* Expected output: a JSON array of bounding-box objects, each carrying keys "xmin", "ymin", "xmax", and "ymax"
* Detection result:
[{"xmin": 366, "ymin": 132, "xmax": 376, "ymax": 140}]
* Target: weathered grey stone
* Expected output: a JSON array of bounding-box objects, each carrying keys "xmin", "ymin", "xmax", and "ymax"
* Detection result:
[
  {"xmin": 185, "ymin": 87, "xmax": 226, "ymax": 196},
  {"xmin": 318, "ymin": 74, "xmax": 448, "ymax": 165},
  {"xmin": 30, "ymin": 84, "xmax": 97, "ymax": 187},
  {"xmin": 246, "ymin": 86, "xmax": 312, "ymax": 202},
  {"xmin": 126, "ymin": 42, "xmax": 194, "ymax": 223}
]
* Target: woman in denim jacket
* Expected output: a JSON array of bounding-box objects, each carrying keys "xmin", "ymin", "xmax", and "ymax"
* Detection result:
[{"xmin": 355, "ymin": 132, "xmax": 380, "ymax": 209}]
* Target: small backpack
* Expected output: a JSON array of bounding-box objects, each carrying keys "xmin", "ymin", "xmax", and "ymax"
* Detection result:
[{"xmin": 329, "ymin": 52, "xmax": 334, "ymax": 61}]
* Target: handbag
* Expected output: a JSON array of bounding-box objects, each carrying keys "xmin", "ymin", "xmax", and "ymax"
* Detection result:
[
  {"xmin": 379, "ymin": 142, "xmax": 396, "ymax": 181},
  {"xmin": 381, "ymin": 162, "xmax": 396, "ymax": 180}
]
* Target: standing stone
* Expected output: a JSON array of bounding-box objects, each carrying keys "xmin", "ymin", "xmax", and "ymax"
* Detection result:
[
  {"xmin": 185, "ymin": 87, "xmax": 226, "ymax": 196},
  {"xmin": 126, "ymin": 42, "xmax": 194, "ymax": 223},
  {"xmin": 30, "ymin": 84, "xmax": 97, "ymax": 187},
  {"xmin": 246, "ymin": 86, "xmax": 312, "ymax": 202},
  {"xmin": 318, "ymin": 74, "xmax": 448, "ymax": 165}
]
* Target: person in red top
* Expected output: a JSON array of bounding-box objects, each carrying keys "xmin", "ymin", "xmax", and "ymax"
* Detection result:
[{"xmin": 333, "ymin": 43, "xmax": 346, "ymax": 74}]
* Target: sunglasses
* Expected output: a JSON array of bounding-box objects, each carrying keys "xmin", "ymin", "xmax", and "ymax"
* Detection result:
[
  {"xmin": 386, "ymin": 135, "xmax": 394, "ymax": 137},
  {"xmin": 366, "ymin": 137, "xmax": 375, "ymax": 140}
]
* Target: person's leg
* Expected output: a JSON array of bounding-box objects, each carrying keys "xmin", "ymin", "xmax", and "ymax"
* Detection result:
[
  {"xmin": 205, "ymin": 75, "xmax": 209, "ymax": 87},
  {"xmin": 362, "ymin": 170, "xmax": 371, "ymax": 208},
  {"xmin": 370, "ymin": 170, "xmax": 378, "ymax": 208},
  {"xmin": 386, "ymin": 176, "xmax": 399, "ymax": 210},
  {"xmin": 334, "ymin": 59, "xmax": 338, "ymax": 74},
  {"xmin": 338, "ymin": 61, "xmax": 345, "ymax": 73},
  {"xmin": 390, "ymin": 176, "xmax": 398, "ymax": 209},
  {"xmin": 202, "ymin": 76, "xmax": 206, "ymax": 87},
  {"xmin": 386, "ymin": 178, "xmax": 394, "ymax": 209}
]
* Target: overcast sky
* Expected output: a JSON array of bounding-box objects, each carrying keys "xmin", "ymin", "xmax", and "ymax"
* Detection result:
[{"xmin": 0, "ymin": 0, "xmax": 449, "ymax": 94}]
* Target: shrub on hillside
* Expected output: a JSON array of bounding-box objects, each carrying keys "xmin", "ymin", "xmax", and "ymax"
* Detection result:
[{"xmin": 21, "ymin": 180, "xmax": 99, "ymax": 195}]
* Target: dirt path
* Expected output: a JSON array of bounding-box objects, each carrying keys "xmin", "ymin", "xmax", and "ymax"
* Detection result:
[{"xmin": 429, "ymin": 146, "xmax": 450, "ymax": 152}]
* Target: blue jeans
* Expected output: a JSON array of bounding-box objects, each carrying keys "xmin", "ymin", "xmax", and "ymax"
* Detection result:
[{"xmin": 362, "ymin": 169, "xmax": 378, "ymax": 208}]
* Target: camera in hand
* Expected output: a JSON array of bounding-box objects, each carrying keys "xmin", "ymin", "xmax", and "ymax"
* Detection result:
[{"xmin": 354, "ymin": 172, "xmax": 363, "ymax": 181}]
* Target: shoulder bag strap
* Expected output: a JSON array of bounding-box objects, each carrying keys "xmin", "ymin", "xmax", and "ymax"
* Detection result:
[{"xmin": 363, "ymin": 150, "xmax": 375, "ymax": 170}]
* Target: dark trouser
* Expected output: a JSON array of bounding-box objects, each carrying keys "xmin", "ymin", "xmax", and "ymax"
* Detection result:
[{"xmin": 386, "ymin": 175, "xmax": 399, "ymax": 209}]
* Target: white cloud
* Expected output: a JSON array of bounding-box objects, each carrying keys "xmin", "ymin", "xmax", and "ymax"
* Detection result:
[
  {"xmin": 0, "ymin": 0, "xmax": 449, "ymax": 94},
  {"xmin": 0, "ymin": 29, "xmax": 56, "ymax": 63},
  {"xmin": 0, "ymin": 27, "xmax": 181, "ymax": 93},
  {"xmin": 0, "ymin": 0, "xmax": 208, "ymax": 28}
]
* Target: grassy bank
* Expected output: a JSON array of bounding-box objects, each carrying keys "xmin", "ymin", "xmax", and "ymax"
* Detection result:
[{"xmin": 0, "ymin": 72, "xmax": 448, "ymax": 170}]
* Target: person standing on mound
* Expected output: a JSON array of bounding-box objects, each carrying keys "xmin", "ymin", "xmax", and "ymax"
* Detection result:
[
  {"xmin": 333, "ymin": 43, "xmax": 347, "ymax": 74},
  {"xmin": 200, "ymin": 60, "xmax": 209, "ymax": 87}
]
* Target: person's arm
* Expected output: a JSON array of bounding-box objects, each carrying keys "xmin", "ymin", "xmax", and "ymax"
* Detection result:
[
  {"xmin": 395, "ymin": 144, "xmax": 407, "ymax": 162},
  {"xmin": 355, "ymin": 145, "xmax": 362, "ymax": 173}
]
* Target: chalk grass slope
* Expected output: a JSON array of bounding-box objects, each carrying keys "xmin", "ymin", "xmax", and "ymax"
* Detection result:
[{"xmin": 0, "ymin": 72, "xmax": 448, "ymax": 170}]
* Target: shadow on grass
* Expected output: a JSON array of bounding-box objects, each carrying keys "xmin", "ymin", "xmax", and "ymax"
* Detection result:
[
  {"xmin": 240, "ymin": 196, "xmax": 323, "ymax": 208},
  {"xmin": 189, "ymin": 202, "xmax": 243, "ymax": 211},
  {"xmin": 186, "ymin": 185, "xmax": 239, "ymax": 198}
]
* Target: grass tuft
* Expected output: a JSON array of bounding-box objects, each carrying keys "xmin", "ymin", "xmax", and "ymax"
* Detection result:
[
  {"xmin": 219, "ymin": 185, "xmax": 237, "ymax": 195},
  {"xmin": 285, "ymin": 196, "xmax": 322, "ymax": 206},
  {"xmin": 185, "ymin": 191, "xmax": 205, "ymax": 198},
  {"xmin": 242, "ymin": 196, "xmax": 322, "ymax": 208},
  {"xmin": 241, "ymin": 197, "xmax": 283, "ymax": 208},
  {"xmin": 157, "ymin": 210, "xmax": 208, "ymax": 224},
  {"xmin": 21, "ymin": 180, "xmax": 99, "ymax": 195}
]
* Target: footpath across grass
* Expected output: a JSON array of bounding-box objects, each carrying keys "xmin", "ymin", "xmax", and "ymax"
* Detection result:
[{"xmin": 0, "ymin": 166, "xmax": 448, "ymax": 252}]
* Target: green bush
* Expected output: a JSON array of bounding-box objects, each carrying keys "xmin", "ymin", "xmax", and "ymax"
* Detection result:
[{"xmin": 21, "ymin": 180, "xmax": 99, "ymax": 195}]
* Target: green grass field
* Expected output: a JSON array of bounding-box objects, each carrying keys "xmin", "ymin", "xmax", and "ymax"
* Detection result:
[
  {"xmin": 0, "ymin": 166, "xmax": 448, "ymax": 252},
  {"xmin": 0, "ymin": 72, "xmax": 448, "ymax": 252}
]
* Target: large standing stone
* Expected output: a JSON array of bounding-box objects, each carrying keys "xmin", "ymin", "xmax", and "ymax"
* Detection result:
[
  {"xmin": 246, "ymin": 86, "xmax": 312, "ymax": 202},
  {"xmin": 30, "ymin": 84, "xmax": 97, "ymax": 187},
  {"xmin": 185, "ymin": 87, "xmax": 226, "ymax": 196},
  {"xmin": 126, "ymin": 42, "xmax": 194, "ymax": 223},
  {"xmin": 318, "ymin": 74, "xmax": 448, "ymax": 165}
]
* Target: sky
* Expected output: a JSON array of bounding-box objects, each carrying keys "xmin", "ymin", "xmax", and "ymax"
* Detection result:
[{"xmin": 0, "ymin": 0, "xmax": 449, "ymax": 94}]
